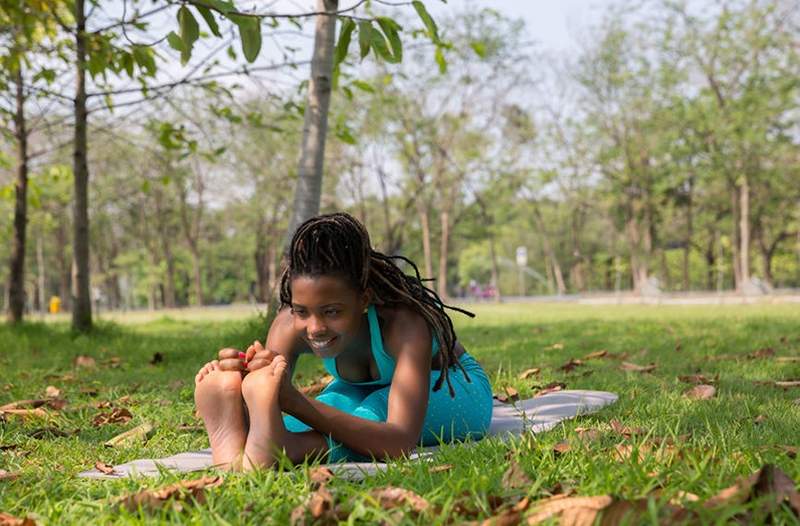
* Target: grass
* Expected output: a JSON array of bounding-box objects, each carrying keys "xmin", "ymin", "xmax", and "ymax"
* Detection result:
[{"xmin": 1, "ymin": 303, "xmax": 799, "ymax": 524}]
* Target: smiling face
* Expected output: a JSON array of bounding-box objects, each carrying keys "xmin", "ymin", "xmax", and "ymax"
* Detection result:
[{"xmin": 289, "ymin": 274, "xmax": 370, "ymax": 359}]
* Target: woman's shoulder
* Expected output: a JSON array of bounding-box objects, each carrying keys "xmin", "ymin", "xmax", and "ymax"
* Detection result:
[{"xmin": 375, "ymin": 304, "xmax": 433, "ymax": 355}]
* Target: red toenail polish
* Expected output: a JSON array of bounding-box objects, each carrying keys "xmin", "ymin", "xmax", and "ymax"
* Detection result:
[{"xmin": 238, "ymin": 352, "xmax": 246, "ymax": 359}]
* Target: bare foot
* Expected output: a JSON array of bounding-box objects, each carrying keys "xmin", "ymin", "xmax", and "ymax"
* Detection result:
[
  {"xmin": 194, "ymin": 362, "xmax": 248, "ymax": 469},
  {"xmin": 241, "ymin": 356, "xmax": 290, "ymax": 470}
]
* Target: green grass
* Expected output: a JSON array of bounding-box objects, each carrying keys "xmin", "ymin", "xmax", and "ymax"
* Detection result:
[{"xmin": 1, "ymin": 304, "xmax": 799, "ymax": 524}]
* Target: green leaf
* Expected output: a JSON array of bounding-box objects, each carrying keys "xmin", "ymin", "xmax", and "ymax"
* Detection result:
[
  {"xmin": 194, "ymin": 0, "xmax": 234, "ymax": 14},
  {"xmin": 370, "ymin": 28, "xmax": 396, "ymax": 63},
  {"xmin": 167, "ymin": 31, "xmax": 186, "ymax": 54},
  {"xmin": 351, "ymin": 80, "xmax": 374, "ymax": 93},
  {"xmin": 357, "ymin": 20, "xmax": 372, "ymax": 59},
  {"xmin": 412, "ymin": 1, "xmax": 439, "ymax": 43},
  {"xmin": 132, "ymin": 46, "xmax": 156, "ymax": 76},
  {"xmin": 469, "ymin": 40, "xmax": 487, "ymax": 58},
  {"xmin": 121, "ymin": 52, "xmax": 134, "ymax": 78},
  {"xmin": 227, "ymin": 14, "xmax": 262, "ymax": 62},
  {"xmin": 376, "ymin": 17, "xmax": 402, "ymax": 63},
  {"xmin": 334, "ymin": 18, "xmax": 355, "ymax": 67},
  {"xmin": 178, "ymin": 6, "xmax": 199, "ymax": 64},
  {"xmin": 342, "ymin": 85, "xmax": 353, "ymax": 100},
  {"xmin": 196, "ymin": 6, "xmax": 221, "ymax": 37},
  {"xmin": 435, "ymin": 46, "xmax": 446, "ymax": 73}
]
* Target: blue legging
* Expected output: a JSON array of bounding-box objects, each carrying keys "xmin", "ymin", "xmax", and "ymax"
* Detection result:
[{"xmin": 283, "ymin": 353, "xmax": 493, "ymax": 462}]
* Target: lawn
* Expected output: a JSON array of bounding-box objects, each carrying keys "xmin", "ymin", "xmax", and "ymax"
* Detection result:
[{"xmin": 1, "ymin": 304, "xmax": 799, "ymax": 524}]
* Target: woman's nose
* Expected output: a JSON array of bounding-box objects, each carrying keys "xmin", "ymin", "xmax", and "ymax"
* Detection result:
[{"xmin": 307, "ymin": 315, "xmax": 327, "ymax": 336}]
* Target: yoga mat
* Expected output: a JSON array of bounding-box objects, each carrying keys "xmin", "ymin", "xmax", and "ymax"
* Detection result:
[{"xmin": 78, "ymin": 389, "xmax": 617, "ymax": 481}]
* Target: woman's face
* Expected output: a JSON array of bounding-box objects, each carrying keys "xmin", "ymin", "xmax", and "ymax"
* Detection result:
[{"xmin": 289, "ymin": 274, "xmax": 369, "ymax": 359}]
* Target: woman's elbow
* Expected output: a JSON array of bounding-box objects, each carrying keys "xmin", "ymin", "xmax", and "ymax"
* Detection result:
[{"xmin": 381, "ymin": 436, "xmax": 418, "ymax": 459}]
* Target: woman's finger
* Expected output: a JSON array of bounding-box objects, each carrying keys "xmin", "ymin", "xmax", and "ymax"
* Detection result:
[
  {"xmin": 218, "ymin": 358, "xmax": 245, "ymax": 371},
  {"xmin": 217, "ymin": 348, "xmax": 240, "ymax": 360}
]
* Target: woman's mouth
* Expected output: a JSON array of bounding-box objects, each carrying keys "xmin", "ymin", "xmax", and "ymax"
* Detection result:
[{"xmin": 308, "ymin": 336, "xmax": 337, "ymax": 352}]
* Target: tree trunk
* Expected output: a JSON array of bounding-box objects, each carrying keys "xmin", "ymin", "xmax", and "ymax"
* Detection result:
[
  {"xmin": 285, "ymin": 0, "xmax": 338, "ymax": 242},
  {"xmin": 437, "ymin": 210, "xmax": 450, "ymax": 299},
  {"xmin": 739, "ymin": 175, "xmax": 750, "ymax": 284},
  {"xmin": 37, "ymin": 232, "xmax": 46, "ymax": 313},
  {"xmin": 189, "ymin": 244, "xmax": 203, "ymax": 306},
  {"xmin": 730, "ymin": 186, "xmax": 742, "ymax": 289},
  {"xmin": 154, "ymin": 193, "xmax": 176, "ymax": 308},
  {"xmin": 683, "ymin": 176, "xmax": 694, "ymax": 291},
  {"xmin": 533, "ymin": 205, "xmax": 565, "ymax": 295},
  {"xmin": 418, "ymin": 206, "xmax": 433, "ymax": 279},
  {"xmin": 705, "ymin": 233, "xmax": 716, "ymax": 291},
  {"xmin": 72, "ymin": 0, "xmax": 92, "ymax": 331},
  {"xmin": 56, "ymin": 219, "xmax": 70, "ymax": 310},
  {"xmin": 7, "ymin": 66, "xmax": 28, "ymax": 323},
  {"xmin": 488, "ymin": 231, "xmax": 501, "ymax": 302}
]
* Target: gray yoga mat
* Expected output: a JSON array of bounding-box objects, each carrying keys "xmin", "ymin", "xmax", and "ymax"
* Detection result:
[{"xmin": 78, "ymin": 389, "xmax": 617, "ymax": 480}]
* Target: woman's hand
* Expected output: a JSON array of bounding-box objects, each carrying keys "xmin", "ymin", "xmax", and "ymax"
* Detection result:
[{"xmin": 244, "ymin": 340, "xmax": 279, "ymax": 372}]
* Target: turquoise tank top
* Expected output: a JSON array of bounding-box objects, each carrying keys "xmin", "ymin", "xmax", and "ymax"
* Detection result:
[{"xmin": 322, "ymin": 304, "xmax": 440, "ymax": 385}]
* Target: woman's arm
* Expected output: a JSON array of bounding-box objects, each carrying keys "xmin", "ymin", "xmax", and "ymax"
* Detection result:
[{"xmin": 282, "ymin": 312, "xmax": 433, "ymax": 459}]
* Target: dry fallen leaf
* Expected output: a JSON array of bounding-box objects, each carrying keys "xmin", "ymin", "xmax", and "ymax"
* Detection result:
[
  {"xmin": 95, "ymin": 461, "xmax": 116, "ymax": 475},
  {"xmin": 527, "ymin": 494, "xmax": 611, "ymax": 525},
  {"xmin": 558, "ymin": 359, "xmax": 584, "ymax": 373},
  {"xmin": 93, "ymin": 407, "xmax": 133, "ymax": 426},
  {"xmin": 480, "ymin": 508, "xmax": 521, "ymax": 526},
  {"xmin": 290, "ymin": 485, "xmax": 336, "ymax": 525},
  {"xmin": 583, "ymin": 350, "xmax": 609, "ymax": 360},
  {"xmin": 0, "ymin": 408, "xmax": 48, "ymax": 420},
  {"xmin": 553, "ymin": 441, "xmax": 571, "ymax": 455},
  {"xmin": 116, "ymin": 475, "xmax": 223, "ymax": 512},
  {"xmin": 80, "ymin": 387, "xmax": 99, "ymax": 397},
  {"xmin": 428, "ymin": 464, "xmax": 453, "ymax": 474},
  {"xmin": 74, "ymin": 355, "xmax": 96, "ymax": 368},
  {"xmin": 44, "ymin": 386, "xmax": 61, "ymax": 398},
  {"xmin": 609, "ymin": 420, "xmax": 646, "ymax": 438},
  {"xmin": 371, "ymin": 486, "xmax": 429, "ymax": 514},
  {"xmin": 308, "ymin": 466, "xmax": 334, "ymax": 486},
  {"xmin": 620, "ymin": 362, "xmax": 656, "ymax": 373},
  {"xmin": 0, "ymin": 469, "xmax": 20, "ymax": 481},
  {"xmin": 104, "ymin": 422, "xmax": 154, "ymax": 447},
  {"xmin": 775, "ymin": 380, "xmax": 800, "ymax": 388},
  {"xmin": 0, "ymin": 512, "xmax": 36, "ymax": 526},
  {"xmin": 678, "ymin": 374, "xmax": 719, "ymax": 385},
  {"xmin": 704, "ymin": 464, "xmax": 800, "ymax": 518},
  {"xmin": 518, "ymin": 368, "xmax": 541, "ymax": 380},
  {"xmin": 776, "ymin": 357, "xmax": 800, "ymax": 363},
  {"xmin": 28, "ymin": 427, "xmax": 72, "ymax": 439},
  {"xmin": 684, "ymin": 384, "xmax": 716, "ymax": 400},
  {"xmin": 574, "ymin": 427, "xmax": 601, "ymax": 442},
  {"xmin": 149, "ymin": 352, "xmax": 164, "ymax": 365},
  {"xmin": 501, "ymin": 460, "xmax": 532, "ymax": 490},
  {"xmin": 753, "ymin": 415, "xmax": 767, "ymax": 425},
  {"xmin": 494, "ymin": 386, "xmax": 520, "ymax": 404},
  {"xmin": 777, "ymin": 446, "xmax": 798, "ymax": 459},
  {"xmin": 748, "ymin": 347, "xmax": 775, "ymax": 359},
  {"xmin": 533, "ymin": 382, "xmax": 566, "ymax": 397},
  {"xmin": 545, "ymin": 343, "xmax": 564, "ymax": 351}
]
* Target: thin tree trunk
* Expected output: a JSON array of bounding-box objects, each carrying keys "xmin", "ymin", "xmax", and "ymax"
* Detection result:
[
  {"xmin": 533, "ymin": 205, "xmax": 565, "ymax": 295},
  {"xmin": 7, "ymin": 66, "xmax": 28, "ymax": 323},
  {"xmin": 285, "ymin": 0, "xmax": 338, "ymax": 241},
  {"xmin": 72, "ymin": 0, "xmax": 92, "ymax": 331},
  {"xmin": 437, "ymin": 210, "xmax": 450, "ymax": 299},
  {"xmin": 419, "ymin": 206, "xmax": 433, "ymax": 278},
  {"xmin": 705, "ymin": 233, "xmax": 716, "ymax": 291},
  {"xmin": 683, "ymin": 176, "xmax": 694, "ymax": 290},
  {"xmin": 730, "ymin": 186, "xmax": 742, "ymax": 289},
  {"xmin": 739, "ymin": 175, "xmax": 750, "ymax": 284},
  {"xmin": 56, "ymin": 219, "xmax": 70, "ymax": 310},
  {"xmin": 37, "ymin": 232, "xmax": 45, "ymax": 313}
]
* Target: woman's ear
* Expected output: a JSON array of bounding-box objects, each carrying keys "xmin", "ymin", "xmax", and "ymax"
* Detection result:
[{"xmin": 360, "ymin": 289, "xmax": 373, "ymax": 312}]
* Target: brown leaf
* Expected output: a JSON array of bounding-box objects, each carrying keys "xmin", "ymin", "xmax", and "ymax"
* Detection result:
[
  {"xmin": 308, "ymin": 466, "xmax": 335, "ymax": 486},
  {"xmin": 104, "ymin": 422, "xmax": 154, "ymax": 447},
  {"xmin": 501, "ymin": 460, "xmax": 532, "ymax": 490},
  {"xmin": 545, "ymin": 343, "xmax": 564, "ymax": 351},
  {"xmin": 775, "ymin": 380, "xmax": 800, "ymax": 388},
  {"xmin": 518, "ymin": 368, "xmax": 540, "ymax": 380},
  {"xmin": 480, "ymin": 508, "xmax": 521, "ymax": 526},
  {"xmin": 428, "ymin": 463, "xmax": 453, "ymax": 474},
  {"xmin": 620, "ymin": 362, "xmax": 656, "ymax": 373},
  {"xmin": 583, "ymin": 350, "xmax": 609, "ymax": 360},
  {"xmin": 0, "ymin": 408, "xmax": 48, "ymax": 420},
  {"xmin": 748, "ymin": 347, "xmax": 775, "ymax": 359},
  {"xmin": 95, "ymin": 461, "xmax": 116, "ymax": 475},
  {"xmin": 28, "ymin": 427, "xmax": 72, "ymax": 439},
  {"xmin": 0, "ymin": 469, "xmax": 20, "ymax": 481},
  {"xmin": 705, "ymin": 464, "xmax": 800, "ymax": 518},
  {"xmin": 678, "ymin": 374, "xmax": 719, "ymax": 385},
  {"xmin": 753, "ymin": 415, "xmax": 767, "ymax": 425},
  {"xmin": 0, "ymin": 512, "xmax": 37, "ymax": 526},
  {"xmin": 0, "ymin": 399, "xmax": 47, "ymax": 411},
  {"xmin": 533, "ymin": 382, "xmax": 566, "ymax": 397},
  {"xmin": 149, "ymin": 352, "xmax": 164, "ymax": 365},
  {"xmin": 371, "ymin": 486, "xmax": 429, "ymax": 514},
  {"xmin": 609, "ymin": 420, "xmax": 646, "ymax": 438},
  {"xmin": 116, "ymin": 475, "xmax": 223, "ymax": 512},
  {"xmin": 777, "ymin": 446, "xmax": 798, "ymax": 459},
  {"xmin": 299, "ymin": 375, "xmax": 334, "ymax": 397},
  {"xmin": 92, "ymin": 407, "xmax": 133, "ymax": 426},
  {"xmin": 574, "ymin": 427, "xmax": 601, "ymax": 442},
  {"xmin": 176, "ymin": 424, "xmax": 203, "ymax": 432},
  {"xmin": 74, "ymin": 355, "xmax": 96, "ymax": 368},
  {"xmin": 290, "ymin": 485, "xmax": 335, "ymax": 525},
  {"xmin": 526, "ymin": 494, "xmax": 612, "ymax": 525},
  {"xmin": 684, "ymin": 384, "xmax": 716, "ymax": 400},
  {"xmin": 553, "ymin": 441, "xmax": 571, "ymax": 455},
  {"xmin": 494, "ymin": 386, "xmax": 520, "ymax": 404},
  {"xmin": 558, "ymin": 359, "xmax": 584, "ymax": 373},
  {"xmin": 106, "ymin": 357, "xmax": 122, "ymax": 368},
  {"xmin": 44, "ymin": 386, "xmax": 61, "ymax": 398},
  {"xmin": 775, "ymin": 356, "xmax": 800, "ymax": 363},
  {"xmin": 80, "ymin": 387, "xmax": 99, "ymax": 397}
]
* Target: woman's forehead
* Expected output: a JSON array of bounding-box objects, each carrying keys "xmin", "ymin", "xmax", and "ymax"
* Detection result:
[{"xmin": 290, "ymin": 274, "xmax": 360, "ymax": 302}]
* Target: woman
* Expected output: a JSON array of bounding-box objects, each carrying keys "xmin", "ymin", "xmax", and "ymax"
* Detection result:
[{"xmin": 194, "ymin": 213, "xmax": 493, "ymax": 469}]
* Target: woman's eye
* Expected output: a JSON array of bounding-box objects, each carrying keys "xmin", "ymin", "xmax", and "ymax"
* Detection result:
[
  {"xmin": 324, "ymin": 310, "xmax": 340, "ymax": 317},
  {"xmin": 291, "ymin": 309, "xmax": 308, "ymax": 318}
]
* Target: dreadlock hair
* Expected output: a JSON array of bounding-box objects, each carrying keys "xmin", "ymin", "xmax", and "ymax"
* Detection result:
[{"xmin": 279, "ymin": 212, "xmax": 475, "ymax": 397}]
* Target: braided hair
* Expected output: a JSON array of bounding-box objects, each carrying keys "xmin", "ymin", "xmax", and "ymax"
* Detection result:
[{"xmin": 279, "ymin": 212, "xmax": 475, "ymax": 397}]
